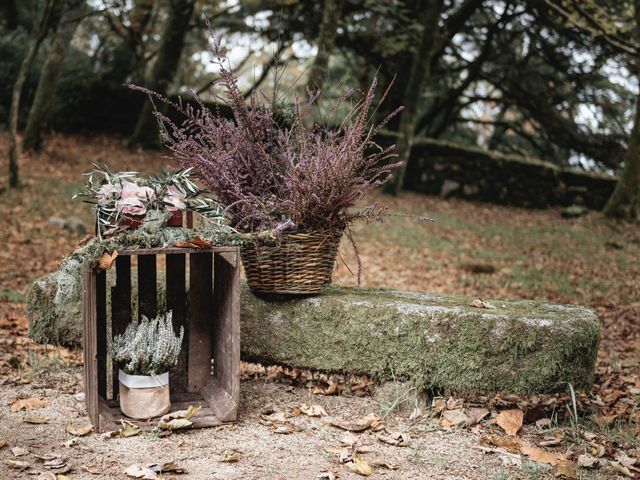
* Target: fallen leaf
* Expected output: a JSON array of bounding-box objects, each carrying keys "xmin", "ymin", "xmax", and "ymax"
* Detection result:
[
  {"xmin": 174, "ymin": 236, "xmax": 212, "ymax": 249},
  {"xmin": 10, "ymin": 397, "xmax": 47, "ymax": 412},
  {"xmin": 590, "ymin": 442, "xmax": 606, "ymax": 458},
  {"xmin": 345, "ymin": 455, "xmax": 372, "ymax": 476},
  {"xmin": 36, "ymin": 472, "xmax": 56, "ymax": 480},
  {"xmin": 369, "ymin": 457, "xmax": 398, "ymax": 470},
  {"xmin": 0, "ymin": 438, "xmax": 7, "ymax": 448},
  {"xmin": 157, "ymin": 406, "xmax": 201, "ymax": 430},
  {"xmin": 496, "ymin": 409, "xmax": 523, "ymax": 436},
  {"xmin": 119, "ymin": 420, "xmax": 142, "ymax": 437},
  {"xmin": 577, "ymin": 454, "xmax": 598, "ymax": 468},
  {"xmin": 297, "ymin": 404, "xmax": 328, "ymax": 417},
  {"xmin": 610, "ymin": 461, "xmax": 634, "ymax": 478},
  {"xmin": 147, "ymin": 462, "xmax": 186, "ymax": 474},
  {"xmin": 66, "ymin": 421, "xmax": 93, "ymax": 436},
  {"xmin": 470, "ymin": 298, "xmax": 495, "ymax": 309},
  {"xmin": 24, "ymin": 414, "xmax": 49, "ymax": 424},
  {"xmin": 329, "ymin": 413, "xmax": 381, "ymax": 432},
  {"xmin": 218, "ymin": 450, "xmax": 241, "ymax": 463},
  {"xmin": 318, "ymin": 470, "xmax": 339, "ymax": 480},
  {"xmin": 11, "ymin": 446, "xmax": 29, "ymax": 456},
  {"xmin": 519, "ymin": 444, "xmax": 566, "ymax": 466},
  {"xmin": 98, "ymin": 250, "xmax": 118, "ymax": 270},
  {"xmin": 3, "ymin": 459, "xmax": 30, "ymax": 470},
  {"xmin": 125, "ymin": 464, "xmax": 158, "ymax": 479},
  {"xmin": 376, "ymin": 431, "xmax": 411, "ymax": 447},
  {"xmin": 274, "ymin": 423, "xmax": 296, "ymax": 434},
  {"xmin": 551, "ymin": 461, "xmax": 578, "ymax": 479}
]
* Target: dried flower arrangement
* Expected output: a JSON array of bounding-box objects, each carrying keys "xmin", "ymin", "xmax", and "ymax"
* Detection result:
[
  {"xmin": 110, "ymin": 311, "xmax": 183, "ymax": 376},
  {"xmin": 73, "ymin": 164, "xmax": 223, "ymax": 238},
  {"xmin": 130, "ymin": 37, "xmax": 408, "ymax": 292},
  {"xmin": 130, "ymin": 39, "xmax": 403, "ymax": 236}
]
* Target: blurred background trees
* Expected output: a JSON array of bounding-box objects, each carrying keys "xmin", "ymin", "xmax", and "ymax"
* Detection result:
[{"xmin": 1, "ymin": 0, "xmax": 639, "ymax": 219}]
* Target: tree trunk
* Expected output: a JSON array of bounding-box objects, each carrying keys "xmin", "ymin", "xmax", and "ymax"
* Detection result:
[
  {"xmin": 603, "ymin": 97, "xmax": 640, "ymax": 220},
  {"xmin": 306, "ymin": 0, "xmax": 342, "ymax": 91},
  {"xmin": 129, "ymin": 0, "xmax": 195, "ymax": 148},
  {"xmin": 603, "ymin": 0, "xmax": 640, "ymax": 220},
  {"xmin": 8, "ymin": 0, "xmax": 57, "ymax": 189},
  {"xmin": 23, "ymin": 6, "xmax": 84, "ymax": 152},
  {"xmin": 386, "ymin": 0, "xmax": 443, "ymax": 195}
]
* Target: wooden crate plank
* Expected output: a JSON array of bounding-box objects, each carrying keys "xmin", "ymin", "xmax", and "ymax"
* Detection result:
[
  {"xmin": 166, "ymin": 253, "xmax": 187, "ymax": 392},
  {"xmin": 137, "ymin": 254, "xmax": 157, "ymax": 319},
  {"xmin": 96, "ymin": 270, "xmax": 107, "ymax": 398},
  {"xmin": 202, "ymin": 251, "xmax": 240, "ymax": 421},
  {"xmin": 111, "ymin": 255, "xmax": 131, "ymax": 399},
  {"xmin": 83, "ymin": 268, "xmax": 99, "ymax": 428},
  {"xmin": 187, "ymin": 252, "xmax": 213, "ymax": 393}
]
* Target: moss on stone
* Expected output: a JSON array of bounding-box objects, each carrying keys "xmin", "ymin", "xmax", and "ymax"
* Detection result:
[
  {"xmin": 240, "ymin": 286, "xmax": 600, "ymax": 393},
  {"xmin": 28, "ymin": 269, "xmax": 600, "ymax": 394}
]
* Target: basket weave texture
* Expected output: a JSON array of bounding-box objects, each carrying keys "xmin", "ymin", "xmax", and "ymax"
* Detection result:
[{"xmin": 240, "ymin": 230, "xmax": 343, "ymax": 295}]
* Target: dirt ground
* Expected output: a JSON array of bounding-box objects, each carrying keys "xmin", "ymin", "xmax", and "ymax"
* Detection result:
[
  {"xmin": 1, "ymin": 134, "xmax": 639, "ymax": 479},
  {"xmin": 0, "ymin": 369, "xmax": 520, "ymax": 480}
]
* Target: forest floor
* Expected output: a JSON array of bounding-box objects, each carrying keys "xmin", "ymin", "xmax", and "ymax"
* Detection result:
[{"xmin": 0, "ymin": 134, "xmax": 639, "ymax": 480}]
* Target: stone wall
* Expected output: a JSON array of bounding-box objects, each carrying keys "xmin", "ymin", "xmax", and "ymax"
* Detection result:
[{"xmin": 399, "ymin": 137, "xmax": 616, "ymax": 209}]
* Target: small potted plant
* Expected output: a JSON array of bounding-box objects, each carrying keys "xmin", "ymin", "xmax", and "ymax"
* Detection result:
[
  {"xmin": 74, "ymin": 165, "xmax": 222, "ymax": 238},
  {"xmin": 110, "ymin": 311, "xmax": 183, "ymax": 420},
  {"xmin": 131, "ymin": 38, "xmax": 404, "ymax": 295}
]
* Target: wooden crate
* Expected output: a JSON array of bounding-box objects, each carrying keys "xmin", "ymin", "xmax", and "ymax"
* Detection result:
[{"xmin": 83, "ymin": 247, "xmax": 240, "ymax": 431}]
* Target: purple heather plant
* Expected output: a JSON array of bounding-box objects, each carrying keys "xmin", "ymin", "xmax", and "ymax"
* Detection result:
[{"xmin": 130, "ymin": 38, "xmax": 403, "ymax": 238}]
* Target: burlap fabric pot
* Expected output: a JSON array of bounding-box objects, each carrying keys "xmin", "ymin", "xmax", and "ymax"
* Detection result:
[{"xmin": 118, "ymin": 370, "xmax": 170, "ymax": 419}]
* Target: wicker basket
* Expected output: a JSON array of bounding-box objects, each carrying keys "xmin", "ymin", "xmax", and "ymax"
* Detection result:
[{"xmin": 240, "ymin": 230, "xmax": 343, "ymax": 296}]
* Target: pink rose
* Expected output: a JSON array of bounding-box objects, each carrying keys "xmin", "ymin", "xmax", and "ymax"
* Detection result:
[
  {"xmin": 164, "ymin": 185, "xmax": 187, "ymax": 211},
  {"xmin": 121, "ymin": 180, "xmax": 156, "ymax": 203},
  {"xmin": 97, "ymin": 183, "xmax": 121, "ymax": 206},
  {"xmin": 115, "ymin": 197, "xmax": 147, "ymax": 216}
]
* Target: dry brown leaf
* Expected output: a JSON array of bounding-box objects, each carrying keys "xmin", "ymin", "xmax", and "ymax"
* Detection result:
[
  {"xmin": 0, "ymin": 438, "xmax": 7, "ymax": 448},
  {"xmin": 125, "ymin": 464, "xmax": 158, "ymax": 479},
  {"xmin": 218, "ymin": 450, "xmax": 241, "ymax": 463},
  {"xmin": 577, "ymin": 454, "xmax": 598, "ymax": 469},
  {"xmin": 610, "ymin": 461, "xmax": 634, "ymax": 478},
  {"xmin": 98, "ymin": 250, "xmax": 118, "ymax": 270},
  {"xmin": 551, "ymin": 461, "xmax": 578, "ymax": 479},
  {"xmin": 329, "ymin": 413, "xmax": 381, "ymax": 432},
  {"xmin": 4, "ymin": 459, "xmax": 30, "ymax": 470},
  {"xmin": 273, "ymin": 423, "xmax": 297, "ymax": 434},
  {"xmin": 11, "ymin": 446, "xmax": 29, "ymax": 456},
  {"xmin": 369, "ymin": 457, "xmax": 398, "ymax": 470},
  {"xmin": 376, "ymin": 431, "xmax": 411, "ymax": 447},
  {"xmin": 10, "ymin": 397, "xmax": 47, "ymax": 412},
  {"xmin": 345, "ymin": 455, "xmax": 372, "ymax": 476},
  {"xmin": 24, "ymin": 414, "xmax": 49, "ymax": 424},
  {"xmin": 174, "ymin": 236, "xmax": 212, "ymax": 249},
  {"xmin": 297, "ymin": 404, "xmax": 328, "ymax": 417},
  {"xmin": 495, "ymin": 409, "xmax": 523, "ymax": 436},
  {"xmin": 469, "ymin": 298, "xmax": 495, "ymax": 309},
  {"xmin": 36, "ymin": 472, "xmax": 56, "ymax": 480},
  {"xmin": 66, "ymin": 421, "xmax": 93, "ymax": 436},
  {"xmin": 519, "ymin": 443, "xmax": 566, "ymax": 466},
  {"xmin": 157, "ymin": 405, "xmax": 201, "ymax": 430}
]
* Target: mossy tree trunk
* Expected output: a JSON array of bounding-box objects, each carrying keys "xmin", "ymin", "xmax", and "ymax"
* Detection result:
[
  {"xmin": 129, "ymin": 0, "xmax": 195, "ymax": 148},
  {"xmin": 23, "ymin": 3, "xmax": 85, "ymax": 152},
  {"xmin": 387, "ymin": 0, "xmax": 443, "ymax": 195},
  {"xmin": 306, "ymin": 0, "xmax": 343, "ymax": 91},
  {"xmin": 7, "ymin": 0, "xmax": 58, "ymax": 189},
  {"xmin": 603, "ymin": 0, "xmax": 640, "ymax": 220}
]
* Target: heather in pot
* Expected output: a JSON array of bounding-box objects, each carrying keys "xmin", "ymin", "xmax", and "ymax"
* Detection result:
[
  {"xmin": 131, "ymin": 38, "xmax": 405, "ymax": 293},
  {"xmin": 110, "ymin": 312, "xmax": 183, "ymax": 419}
]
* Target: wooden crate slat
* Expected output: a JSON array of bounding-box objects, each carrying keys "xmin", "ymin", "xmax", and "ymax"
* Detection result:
[
  {"xmin": 83, "ymin": 268, "xmax": 99, "ymax": 428},
  {"xmin": 202, "ymin": 251, "xmax": 241, "ymax": 421},
  {"xmin": 111, "ymin": 255, "xmax": 131, "ymax": 399},
  {"xmin": 96, "ymin": 270, "xmax": 107, "ymax": 398},
  {"xmin": 166, "ymin": 253, "xmax": 187, "ymax": 392},
  {"xmin": 137, "ymin": 254, "xmax": 157, "ymax": 319},
  {"xmin": 187, "ymin": 252, "xmax": 213, "ymax": 393}
]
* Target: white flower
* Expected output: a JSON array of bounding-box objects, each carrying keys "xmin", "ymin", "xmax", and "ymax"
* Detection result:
[
  {"xmin": 97, "ymin": 183, "xmax": 121, "ymax": 206},
  {"xmin": 115, "ymin": 181, "xmax": 156, "ymax": 216}
]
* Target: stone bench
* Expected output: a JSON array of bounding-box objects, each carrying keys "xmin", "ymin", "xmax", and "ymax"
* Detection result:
[{"xmin": 28, "ymin": 274, "xmax": 599, "ymax": 393}]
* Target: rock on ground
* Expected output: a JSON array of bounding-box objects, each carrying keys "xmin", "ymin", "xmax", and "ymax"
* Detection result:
[{"xmin": 28, "ymin": 274, "xmax": 600, "ymax": 393}]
